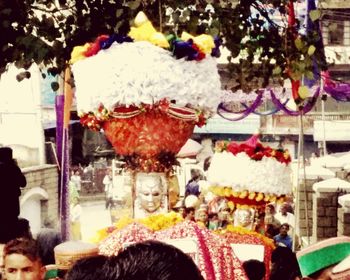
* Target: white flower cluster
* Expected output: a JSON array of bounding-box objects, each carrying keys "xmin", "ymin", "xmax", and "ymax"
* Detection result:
[
  {"xmin": 207, "ymin": 151, "xmax": 292, "ymax": 196},
  {"xmin": 72, "ymin": 41, "xmax": 222, "ymax": 114}
]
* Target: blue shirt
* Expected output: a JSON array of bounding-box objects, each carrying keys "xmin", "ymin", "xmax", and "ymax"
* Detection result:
[{"xmin": 274, "ymin": 234, "xmax": 293, "ymax": 249}]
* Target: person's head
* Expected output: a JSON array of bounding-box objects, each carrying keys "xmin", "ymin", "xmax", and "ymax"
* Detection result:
[
  {"xmin": 115, "ymin": 241, "xmax": 204, "ymax": 280},
  {"xmin": 0, "ymin": 147, "xmax": 13, "ymax": 163},
  {"xmin": 196, "ymin": 209, "xmax": 208, "ymax": 223},
  {"xmin": 65, "ymin": 255, "xmax": 109, "ymax": 280},
  {"xmin": 280, "ymin": 203, "xmax": 290, "ymax": 215},
  {"xmin": 271, "ymin": 246, "xmax": 301, "ymax": 280},
  {"xmin": 242, "ymin": 259, "xmax": 266, "ymax": 280},
  {"xmin": 265, "ymin": 204, "xmax": 276, "ymax": 215},
  {"xmin": 16, "ymin": 218, "xmax": 33, "ymax": 240},
  {"xmin": 178, "ymin": 207, "xmax": 186, "ymax": 218},
  {"xmin": 217, "ymin": 199, "xmax": 230, "ymax": 221},
  {"xmin": 279, "ymin": 223, "xmax": 290, "ymax": 236},
  {"xmin": 36, "ymin": 229, "xmax": 62, "ymax": 265},
  {"xmin": 136, "ymin": 173, "xmax": 165, "ymax": 214},
  {"xmin": 265, "ymin": 223, "xmax": 278, "ymax": 239},
  {"xmin": 3, "ymin": 238, "xmax": 46, "ymax": 280},
  {"xmin": 185, "ymin": 207, "xmax": 195, "ymax": 221}
]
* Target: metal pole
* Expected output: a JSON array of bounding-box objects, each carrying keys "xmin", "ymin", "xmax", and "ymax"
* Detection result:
[
  {"xmin": 321, "ymin": 95, "xmax": 327, "ymax": 156},
  {"xmin": 294, "ymin": 111, "xmax": 310, "ymax": 251}
]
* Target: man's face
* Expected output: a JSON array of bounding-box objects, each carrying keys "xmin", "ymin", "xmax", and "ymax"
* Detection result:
[
  {"xmin": 4, "ymin": 253, "xmax": 45, "ymax": 280},
  {"xmin": 139, "ymin": 177, "xmax": 162, "ymax": 213},
  {"xmin": 197, "ymin": 211, "xmax": 208, "ymax": 223},
  {"xmin": 280, "ymin": 225, "xmax": 289, "ymax": 236}
]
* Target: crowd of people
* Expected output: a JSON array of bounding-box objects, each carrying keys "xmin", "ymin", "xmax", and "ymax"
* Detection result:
[{"xmin": 2, "ymin": 145, "xmax": 350, "ymax": 280}]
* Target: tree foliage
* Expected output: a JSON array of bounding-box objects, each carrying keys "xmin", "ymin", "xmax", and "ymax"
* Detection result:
[{"xmin": 0, "ymin": 0, "xmax": 327, "ymax": 92}]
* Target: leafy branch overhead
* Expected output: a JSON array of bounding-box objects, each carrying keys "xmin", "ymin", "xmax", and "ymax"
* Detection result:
[{"xmin": 0, "ymin": 0, "xmax": 327, "ymax": 92}]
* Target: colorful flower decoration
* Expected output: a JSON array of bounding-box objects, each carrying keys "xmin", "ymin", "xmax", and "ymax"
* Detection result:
[
  {"xmin": 207, "ymin": 135, "xmax": 293, "ymax": 198},
  {"xmin": 215, "ymin": 135, "xmax": 291, "ymax": 164}
]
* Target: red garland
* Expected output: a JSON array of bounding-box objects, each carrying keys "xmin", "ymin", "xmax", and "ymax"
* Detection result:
[{"xmin": 218, "ymin": 137, "xmax": 291, "ymax": 164}]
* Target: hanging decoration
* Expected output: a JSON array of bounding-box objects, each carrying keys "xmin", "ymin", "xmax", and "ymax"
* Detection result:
[
  {"xmin": 70, "ymin": 12, "xmax": 222, "ymax": 172},
  {"xmin": 322, "ymin": 72, "xmax": 350, "ymax": 102}
]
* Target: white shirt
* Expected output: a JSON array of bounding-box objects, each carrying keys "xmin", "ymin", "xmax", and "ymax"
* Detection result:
[
  {"xmin": 275, "ymin": 212, "xmax": 295, "ymax": 228},
  {"xmin": 70, "ymin": 204, "xmax": 82, "ymax": 223}
]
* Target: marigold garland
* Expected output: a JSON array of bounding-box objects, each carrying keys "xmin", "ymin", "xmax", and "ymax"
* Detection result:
[{"xmin": 90, "ymin": 212, "xmax": 183, "ymax": 244}]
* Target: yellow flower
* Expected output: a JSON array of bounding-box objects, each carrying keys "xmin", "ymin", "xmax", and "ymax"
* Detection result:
[
  {"xmin": 256, "ymin": 193, "xmax": 264, "ymax": 202},
  {"xmin": 239, "ymin": 190, "xmax": 248, "ymax": 199},
  {"xmin": 224, "ymin": 188, "xmax": 232, "ymax": 197},
  {"xmin": 149, "ymin": 32, "xmax": 170, "ymax": 48},
  {"xmin": 128, "ymin": 12, "xmax": 170, "ymax": 49},
  {"xmin": 70, "ymin": 43, "xmax": 91, "ymax": 64},
  {"xmin": 181, "ymin": 32, "xmax": 215, "ymax": 54},
  {"xmin": 248, "ymin": 192, "xmax": 256, "ymax": 200}
]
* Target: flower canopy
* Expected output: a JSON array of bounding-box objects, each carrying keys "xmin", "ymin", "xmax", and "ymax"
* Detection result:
[
  {"xmin": 70, "ymin": 12, "xmax": 222, "ymax": 120},
  {"xmin": 207, "ymin": 135, "xmax": 293, "ymax": 200}
]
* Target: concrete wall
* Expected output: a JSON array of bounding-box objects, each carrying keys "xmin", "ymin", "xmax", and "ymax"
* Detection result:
[{"xmin": 20, "ymin": 164, "xmax": 59, "ymax": 236}]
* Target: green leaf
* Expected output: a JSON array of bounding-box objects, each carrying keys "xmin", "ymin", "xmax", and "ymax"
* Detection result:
[
  {"xmin": 305, "ymin": 71, "xmax": 314, "ymax": 80},
  {"xmin": 309, "ymin": 10, "xmax": 321, "ymax": 22},
  {"xmin": 307, "ymin": 45, "xmax": 316, "ymax": 56},
  {"xmin": 294, "ymin": 37, "xmax": 304, "ymax": 51},
  {"xmin": 127, "ymin": 0, "xmax": 141, "ymax": 10},
  {"xmin": 272, "ymin": 66, "xmax": 281, "ymax": 75},
  {"xmin": 116, "ymin": 9, "xmax": 123, "ymax": 18}
]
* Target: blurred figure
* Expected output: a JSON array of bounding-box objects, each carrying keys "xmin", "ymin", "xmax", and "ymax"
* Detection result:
[
  {"xmin": 184, "ymin": 207, "xmax": 196, "ymax": 222},
  {"xmin": 208, "ymin": 213, "xmax": 219, "ymax": 230},
  {"xmin": 70, "ymin": 197, "xmax": 82, "ymax": 240},
  {"xmin": 70, "ymin": 170, "xmax": 82, "ymax": 193},
  {"xmin": 36, "ymin": 226, "xmax": 62, "ymax": 266},
  {"xmin": 0, "ymin": 147, "xmax": 27, "ymax": 243},
  {"xmin": 242, "ymin": 259, "xmax": 266, "ymax": 280},
  {"xmin": 185, "ymin": 171, "xmax": 201, "ymax": 198},
  {"xmin": 264, "ymin": 204, "xmax": 281, "ymax": 237},
  {"xmin": 273, "ymin": 223, "xmax": 293, "ymax": 250},
  {"xmin": 3, "ymin": 238, "xmax": 46, "ymax": 280},
  {"xmin": 195, "ymin": 208, "xmax": 208, "ymax": 228},
  {"xmin": 270, "ymin": 246, "xmax": 301, "ymax": 280},
  {"xmin": 103, "ymin": 170, "xmax": 113, "ymax": 210},
  {"xmin": 66, "ymin": 240, "xmax": 204, "ymax": 280},
  {"xmin": 275, "ymin": 202, "xmax": 295, "ymax": 230}
]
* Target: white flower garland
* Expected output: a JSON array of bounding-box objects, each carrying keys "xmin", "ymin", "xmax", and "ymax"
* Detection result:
[
  {"xmin": 207, "ymin": 151, "xmax": 292, "ymax": 196},
  {"xmin": 72, "ymin": 41, "xmax": 222, "ymax": 115}
]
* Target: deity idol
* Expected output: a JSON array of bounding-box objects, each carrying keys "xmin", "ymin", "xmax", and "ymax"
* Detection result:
[{"xmin": 133, "ymin": 173, "xmax": 168, "ymax": 218}]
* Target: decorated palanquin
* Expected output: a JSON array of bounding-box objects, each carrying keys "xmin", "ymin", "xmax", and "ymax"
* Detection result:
[
  {"xmin": 203, "ymin": 134, "xmax": 293, "ymax": 278},
  {"xmin": 96, "ymin": 215, "xmax": 247, "ymax": 280},
  {"xmin": 71, "ymin": 11, "xmax": 221, "ymax": 174},
  {"xmin": 71, "ymin": 11, "xmax": 250, "ymax": 280},
  {"xmin": 207, "ymin": 134, "xmax": 292, "ymax": 210}
]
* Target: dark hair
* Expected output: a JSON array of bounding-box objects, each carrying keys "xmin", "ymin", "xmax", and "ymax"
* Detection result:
[
  {"xmin": 16, "ymin": 218, "xmax": 33, "ymax": 239},
  {"xmin": 185, "ymin": 207, "xmax": 195, "ymax": 215},
  {"xmin": 66, "ymin": 241, "xmax": 204, "ymax": 280},
  {"xmin": 4, "ymin": 238, "xmax": 41, "ymax": 263},
  {"xmin": 36, "ymin": 228, "xmax": 62, "ymax": 265},
  {"xmin": 113, "ymin": 241, "xmax": 203, "ymax": 280},
  {"xmin": 242, "ymin": 259, "xmax": 266, "ymax": 280},
  {"xmin": 280, "ymin": 223, "xmax": 290, "ymax": 230},
  {"xmin": 65, "ymin": 255, "xmax": 110, "ymax": 280},
  {"xmin": 270, "ymin": 247, "xmax": 301, "ymax": 280}
]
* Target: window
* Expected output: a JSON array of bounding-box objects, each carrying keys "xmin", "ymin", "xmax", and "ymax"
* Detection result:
[{"xmin": 328, "ymin": 21, "xmax": 344, "ymax": 45}]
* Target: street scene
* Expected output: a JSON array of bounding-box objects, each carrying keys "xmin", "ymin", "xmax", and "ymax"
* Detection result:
[{"xmin": 1, "ymin": 1, "xmax": 350, "ymax": 280}]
